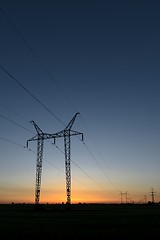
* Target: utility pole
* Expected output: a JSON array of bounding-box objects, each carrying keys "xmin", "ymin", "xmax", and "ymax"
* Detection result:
[{"xmin": 27, "ymin": 112, "xmax": 83, "ymax": 207}]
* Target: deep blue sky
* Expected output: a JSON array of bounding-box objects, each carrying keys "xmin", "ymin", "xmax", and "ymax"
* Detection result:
[{"xmin": 0, "ymin": 0, "xmax": 160, "ymax": 204}]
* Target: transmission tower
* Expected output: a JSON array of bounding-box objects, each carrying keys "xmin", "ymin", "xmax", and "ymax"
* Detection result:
[
  {"xmin": 125, "ymin": 191, "xmax": 128, "ymax": 203},
  {"xmin": 27, "ymin": 112, "xmax": 83, "ymax": 206},
  {"xmin": 150, "ymin": 187, "xmax": 156, "ymax": 203},
  {"xmin": 120, "ymin": 191, "xmax": 128, "ymax": 204}
]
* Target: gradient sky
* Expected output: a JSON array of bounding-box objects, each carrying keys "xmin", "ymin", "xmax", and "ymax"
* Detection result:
[{"xmin": 0, "ymin": 0, "xmax": 160, "ymax": 204}]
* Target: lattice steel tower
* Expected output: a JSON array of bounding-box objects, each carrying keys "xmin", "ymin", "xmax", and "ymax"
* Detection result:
[{"xmin": 27, "ymin": 113, "xmax": 83, "ymax": 206}]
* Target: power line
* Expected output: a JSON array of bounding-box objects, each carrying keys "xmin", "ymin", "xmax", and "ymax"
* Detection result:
[
  {"xmin": 0, "ymin": 63, "xmax": 121, "ymax": 194},
  {"xmin": 0, "ymin": 64, "xmax": 65, "ymax": 126},
  {"xmin": 79, "ymin": 114, "xmax": 124, "ymax": 192},
  {"xmin": 0, "ymin": 137, "xmax": 26, "ymax": 148},
  {"xmin": 0, "ymin": 7, "xmax": 124, "ymax": 197},
  {"xmin": 0, "ymin": 136, "xmax": 110, "ymax": 200},
  {"xmin": 0, "ymin": 112, "xmax": 33, "ymax": 134},
  {"xmin": 0, "ymin": 136, "xmax": 65, "ymax": 174},
  {"xmin": 0, "ymin": 6, "xmax": 114, "ymax": 187},
  {"xmin": 0, "ymin": 101, "xmax": 114, "ymax": 194},
  {"xmin": 0, "ymin": 6, "xmax": 78, "ymax": 113},
  {"xmin": 0, "ymin": 110, "xmax": 109, "ymax": 196},
  {"xmin": 0, "ymin": 111, "xmax": 90, "ymax": 186},
  {"xmin": 51, "ymin": 140, "xmax": 105, "ymax": 190},
  {"xmin": 1, "ymin": 61, "xmax": 122, "ymax": 200},
  {"xmin": 79, "ymin": 113, "xmax": 111, "ymax": 172},
  {"xmin": 0, "ymin": 103, "xmax": 29, "ymax": 123},
  {"xmin": 0, "ymin": 102, "xmax": 63, "ymax": 148},
  {"xmin": 82, "ymin": 141, "xmax": 120, "ymax": 191}
]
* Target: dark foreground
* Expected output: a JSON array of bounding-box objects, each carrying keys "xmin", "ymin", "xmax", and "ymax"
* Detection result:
[{"xmin": 0, "ymin": 203, "xmax": 160, "ymax": 239}]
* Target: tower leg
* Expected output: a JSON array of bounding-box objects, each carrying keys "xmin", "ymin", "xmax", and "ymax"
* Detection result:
[
  {"xmin": 35, "ymin": 137, "xmax": 44, "ymax": 204},
  {"xmin": 64, "ymin": 133, "xmax": 71, "ymax": 205}
]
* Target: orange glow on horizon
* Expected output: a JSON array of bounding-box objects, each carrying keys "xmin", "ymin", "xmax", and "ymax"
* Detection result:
[
  {"xmin": 0, "ymin": 184, "xmax": 148, "ymax": 204},
  {"xmin": 0, "ymin": 189, "xmax": 121, "ymax": 204}
]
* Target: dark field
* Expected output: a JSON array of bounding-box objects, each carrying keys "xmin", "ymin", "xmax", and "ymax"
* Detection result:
[{"xmin": 0, "ymin": 203, "xmax": 160, "ymax": 239}]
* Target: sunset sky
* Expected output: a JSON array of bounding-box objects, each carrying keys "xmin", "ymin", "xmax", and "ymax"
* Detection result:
[{"xmin": 0, "ymin": 0, "xmax": 160, "ymax": 204}]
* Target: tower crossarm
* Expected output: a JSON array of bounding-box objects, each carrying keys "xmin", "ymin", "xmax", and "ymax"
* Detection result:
[
  {"xmin": 27, "ymin": 135, "xmax": 43, "ymax": 147},
  {"xmin": 69, "ymin": 130, "xmax": 83, "ymax": 139},
  {"xmin": 43, "ymin": 131, "xmax": 65, "ymax": 140},
  {"xmin": 27, "ymin": 131, "xmax": 65, "ymax": 147}
]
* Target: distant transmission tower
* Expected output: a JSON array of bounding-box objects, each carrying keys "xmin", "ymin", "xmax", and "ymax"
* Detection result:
[
  {"xmin": 150, "ymin": 187, "xmax": 156, "ymax": 204},
  {"xmin": 120, "ymin": 191, "xmax": 123, "ymax": 204},
  {"xmin": 125, "ymin": 191, "xmax": 128, "ymax": 203},
  {"xmin": 120, "ymin": 191, "xmax": 128, "ymax": 204},
  {"xmin": 27, "ymin": 112, "xmax": 83, "ymax": 206}
]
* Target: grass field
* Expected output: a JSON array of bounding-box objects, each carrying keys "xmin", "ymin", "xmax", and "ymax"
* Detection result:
[{"xmin": 0, "ymin": 203, "xmax": 160, "ymax": 239}]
